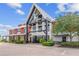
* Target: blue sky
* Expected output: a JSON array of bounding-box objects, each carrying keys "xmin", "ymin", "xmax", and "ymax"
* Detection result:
[
  {"xmin": 0, "ymin": 3, "xmax": 58, "ymax": 27},
  {"xmin": 0, "ymin": 3, "xmax": 79, "ymax": 36}
]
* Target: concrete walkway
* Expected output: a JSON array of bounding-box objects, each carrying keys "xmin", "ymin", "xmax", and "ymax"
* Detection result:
[{"xmin": 0, "ymin": 43, "xmax": 79, "ymax": 56}]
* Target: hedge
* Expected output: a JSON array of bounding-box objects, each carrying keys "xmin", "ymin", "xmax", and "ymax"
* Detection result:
[
  {"xmin": 15, "ymin": 39, "xmax": 24, "ymax": 44},
  {"xmin": 61, "ymin": 42, "xmax": 79, "ymax": 48}
]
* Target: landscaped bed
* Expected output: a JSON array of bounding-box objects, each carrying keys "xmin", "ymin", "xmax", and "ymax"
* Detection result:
[
  {"xmin": 38, "ymin": 38, "xmax": 54, "ymax": 46},
  {"xmin": 61, "ymin": 42, "xmax": 79, "ymax": 48}
]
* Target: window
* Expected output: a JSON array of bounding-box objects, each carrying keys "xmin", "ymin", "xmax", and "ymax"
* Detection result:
[
  {"xmin": 9, "ymin": 30, "xmax": 12, "ymax": 34},
  {"xmin": 28, "ymin": 26, "xmax": 31, "ymax": 32},
  {"xmin": 38, "ymin": 26, "xmax": 42, "ymax": 31},
  {"xmin": 35, "ymin": 9, "xmax": 40, "ymax": 15},
  {"xmin": 45, "ymin": 24, "xmax": 50, "ymax": 31},
  {"xmin": 18, "ymin": 28, "xmax": 20, "ymax": 32},
  {"xmin": 32, "ymin": 24, "xmax": 36, "ymax": 31},
  {"xmin": 14, "ymin": 29, "xmax": 18, "ymax": 34},
  {"xmin": 24, "ymin": 27, "xmax": 26, "ymax": 33},
  {"xmin": 38, "ymin": 14, "xmax": 42, "ymax": 18},
  {"xmin": 20, "ymin": 27, "xmax": 24, "ymax": 33},
  {"xmin": 38, "ymin": 21, "xmax": 42, "ymax": 25}
]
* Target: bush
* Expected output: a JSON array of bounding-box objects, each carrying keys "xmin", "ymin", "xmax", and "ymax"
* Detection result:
[
  {"xmin": 15, "ymin": 39, "xmax": 24, "ymax": 44},
  {"xmin": 37, "ymin": 38, "xmax": 54, "ymax": 46},
  {"xmin": 61, "ymin": 42, "xmax": 79, "ymax": 48},
  {"xmin": 38, "ymin": 38, "xmax": 46, "ymax": 43},
  {"xmin": 0, "ymin": 39, "xmax": 7, "ymax": 42},
  {"xmin": 42, "ymin": 39, "xmax": 54, "ymax": 46},
  {"xmin": 9, "ymin": 39, "xmax": 15, "ymax": 43}
]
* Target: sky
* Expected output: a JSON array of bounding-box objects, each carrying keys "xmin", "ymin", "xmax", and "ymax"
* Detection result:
[{"xmin": 0, "ymin": 3, "xmax": 79, "ymax": 36}]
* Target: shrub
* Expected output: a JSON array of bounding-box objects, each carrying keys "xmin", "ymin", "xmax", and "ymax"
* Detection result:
[
  {"xmin": 61, "ymin": 42, "xmax": 79, "ymax": 48},
  {"xmin": 0, "ymin": 39, "xmax": 7, "ymax": 42},
  {"xmin": 38, "ymin": 38, "xmax": 46, "ymax": 43},
  {"xmin": 15, "ymin": 39, "xmax": 24, "ymax": 44},
  {"xmin": 15, "ymin": 41, "xmax": 23, "ymax": 44},
  {"xmin": 9, "ymin": 39, "xmax": 15, "ymax": 43},
  {"xmin": 37, "ymin": 38, "xmax": 54, "ymax": 46},
  {"xmin": 42, "ymin": 39, "xmax": 54, "ymax": 46}
]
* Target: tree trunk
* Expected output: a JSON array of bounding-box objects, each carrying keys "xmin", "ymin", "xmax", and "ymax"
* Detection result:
[{"xmin": 70, "ymin": 32, "xmax": 72, "ymax": 42}]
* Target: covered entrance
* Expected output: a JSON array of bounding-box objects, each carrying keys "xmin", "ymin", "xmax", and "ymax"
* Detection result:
[
  {"xmin": 32, "ymin": 36, "xmax": 38, "ymax": 43},
  {"xmin": 28, "ymin": 32, "xmax": 45, "ymax": 43}
]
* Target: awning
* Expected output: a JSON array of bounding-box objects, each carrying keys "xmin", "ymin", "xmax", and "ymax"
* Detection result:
[
  {"xmin": 8, "ymin": 33, "xmax": 26, "ymax": 36},
  {"xmin": 30, "ymin": 32, "xmax": 45, "ymax": 36}
]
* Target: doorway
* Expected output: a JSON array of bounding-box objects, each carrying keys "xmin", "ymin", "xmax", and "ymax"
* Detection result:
[
  {"xmin": 62, "ymin": 36, "xmax": 66, "ymax": 42},
  {"xmin": 33, "ymin": 36, "xmax": 38, "ymax": 43}
]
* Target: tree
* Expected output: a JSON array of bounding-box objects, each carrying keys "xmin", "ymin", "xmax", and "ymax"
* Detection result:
[
  {"xmin": 76, "ymin": 18, "xmax": 79, "ymax": 41},
  {"xmin": 53, "ymin": 13, "xmax": 79, "ymax": 42}
]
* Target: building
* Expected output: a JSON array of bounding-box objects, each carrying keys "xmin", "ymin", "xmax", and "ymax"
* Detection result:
[
  {"xmin": 9, "ymin": 23, "xmax": 27, "ymax": 43},
  {"xmin": 8, "ymin": 4, "xmax": 55, "ymax": 43},
  {"xmin": 9, "ymin": 4, "xmax": 79, "ymax": 43},
  {"xmin": 26, "ymin": 4, "xmax": 55, "ymax": 43}
]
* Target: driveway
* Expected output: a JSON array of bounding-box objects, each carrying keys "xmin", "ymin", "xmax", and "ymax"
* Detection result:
[{"xmin": 0, "ymin": 42, "xmax": 79, "ymax": 56}]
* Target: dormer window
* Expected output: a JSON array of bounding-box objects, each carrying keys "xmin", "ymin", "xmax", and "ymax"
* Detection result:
[
  {"xmin": 38, "ymin": 14, "xmax": 42, "ymax": 18},
  {"xmin": 38, "ymin": 26, "xmax": 42, "ymax": 31}
]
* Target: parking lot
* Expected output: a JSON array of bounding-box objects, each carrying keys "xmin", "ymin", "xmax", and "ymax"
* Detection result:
[{"xmin": 0, "ymin": 43, "xmax": 79, "ymax": 56}]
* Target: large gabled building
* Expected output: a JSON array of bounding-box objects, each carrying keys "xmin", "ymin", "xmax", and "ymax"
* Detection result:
[
  {"xmin": 26, "ymin": 4, "xmax": 55, "ymax": 43},
  {"xmin": 9, "ymin": 4, "xmax": 55, "ymax": 43}
]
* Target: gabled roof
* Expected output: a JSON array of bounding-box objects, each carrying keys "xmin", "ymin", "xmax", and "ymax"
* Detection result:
[{"xmin": 26, "ymin": 4, "xmax": 55, "ymax": 23}]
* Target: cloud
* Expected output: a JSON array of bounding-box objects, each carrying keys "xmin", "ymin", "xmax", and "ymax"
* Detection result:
[
  {"xmin": 57, "ymin": 4, "xmax": 66, "ymax": 12},
  {"xmin": 45, "ymin": 3, "xmax": 51, "ymax": 6},
  {"xmin": 6, "ymin": 3, "xmax": 25, "ymax": 15},
  {"xmin": 68, "ymin": 4, "xmax": 79, "ymax": 12},
  {"xmin": 0, "ymin": 24, "xmax": 13, "ymax": 36},
  {"xmin": 56, "ymin": 3, "xmax": 79, "ymax": 14},
  {"xmin": 7, "ymin": 3, "xmax": 22, "ymax": 8},
  {"xmin": 16, "ymin": 9, "xmax": 25, "ymax": 15},
  {"xmin": 0, "ymin": 29, "xmax": 9, "ymax": 36},
  {"xmin": 56, "ymin": 3, "xmax": 68, "ymax": 14},
  {"xmin": 0, "ymin": 24, "xmax": 12, "ymax": 29}
]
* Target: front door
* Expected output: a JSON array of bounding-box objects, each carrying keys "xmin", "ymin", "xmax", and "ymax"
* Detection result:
[
  {"xmin": 62, "ymin": 36, "xmax": 66, "ymax": 42},
  {"xmin": 33, "ymin": 36, "xmax": 37, "ymax": 43}
]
